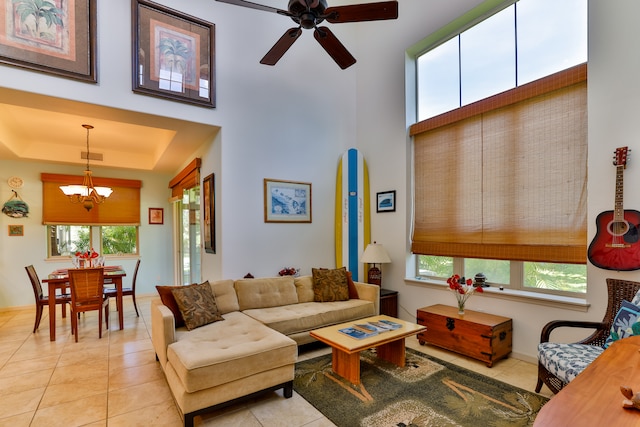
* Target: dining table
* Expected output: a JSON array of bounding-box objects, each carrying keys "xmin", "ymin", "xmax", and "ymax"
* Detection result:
[{"xmin": 42, "ymin": 266, "xmax": 127, "ymax": 341}]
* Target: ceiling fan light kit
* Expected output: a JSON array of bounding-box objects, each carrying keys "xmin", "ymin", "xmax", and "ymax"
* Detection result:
[{"xmin": 215, "ymin": 0, "xmax": 398, "ymax": 69}]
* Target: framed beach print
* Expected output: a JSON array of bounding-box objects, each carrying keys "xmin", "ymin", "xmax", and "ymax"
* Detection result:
[
  {"xmin": 376, "ymin": 190, "xmax": 396, "ymax": 213},
  {"xmin": 149, "ymin": 207, "xmax": 164, "ymax": 224},
  {"xmin": 0, "ymin": 0, "xmax": 97, "ymax": 82},
  {"xmin": 132, "ymin": 0, "xmax": 215, "ymax": 108},
  {"xmin": 264, "ymin": 179, "xmax": 312, "ymax": 223},
  {"xmin": 203, "ymin": 173, "xmax": 215, "ymax": 253}
]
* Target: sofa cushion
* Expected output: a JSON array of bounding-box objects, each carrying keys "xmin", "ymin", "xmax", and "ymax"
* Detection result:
[
  {"xmin": 156, "ymin": 285, "xmax": 186, "ymax": 328},
  {"xmin": 171, "ymin": 282, "xmax": 224, "ymax": 331},
  {"xmin": 294, "ymin": 276, "xmax": 315, "ymax": 303},
  {"xmin": 209, "ymin": 279, "xmax": 240, "ymax": 314},
  {"xmin": 167, "ymin": 311, "xmax": 297, "ymax": 393},
  {"xmin": 235, "ymin": 276, "xmax": 298, "ymax": 310},
  {"xmin": 312, "ymin": 267, "xmax": 349, "ymax": 302},
  {"xmin": 243, "ymin": 299, "xmax": 375, "ymax": 336}
]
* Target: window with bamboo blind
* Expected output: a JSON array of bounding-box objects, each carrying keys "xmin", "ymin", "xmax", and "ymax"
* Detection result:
[
  {"xmin": 41, "ymin": 173, "xmax": 142, "ymax": 225},
  {"xmin": 410, "ymin": 64, "xmax": 587, "ymax": 264}
]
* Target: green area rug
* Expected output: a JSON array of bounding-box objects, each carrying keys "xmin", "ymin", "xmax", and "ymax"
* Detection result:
[{"xmin": 294, "ymin": 348, "xmax": 548, "ymax": 427}]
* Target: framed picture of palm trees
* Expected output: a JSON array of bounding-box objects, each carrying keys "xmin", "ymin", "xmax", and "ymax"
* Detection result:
[
  {"xmin": 132, "ymin": 0, "xmax": 215, "ymax": 108},
  {"xmin": 0, "ymin": 0, "xmax": 97, "ymax": 82}
]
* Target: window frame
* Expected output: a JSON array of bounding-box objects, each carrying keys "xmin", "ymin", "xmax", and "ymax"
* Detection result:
[{"xmin": 47, "ymin": 225, "xmax": 139, "ymax": 259}]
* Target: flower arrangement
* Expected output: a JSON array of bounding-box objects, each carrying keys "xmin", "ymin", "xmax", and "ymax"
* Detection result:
[
  {"xmin": 278, "ymin": 267, "xmax": 299, "ymax": 277},
  {"xmin": 74, "ymin": 248, "xmax": 100, "ymax": 268},
  {"xmin": 447, "ymin": 274, "xmax": 483, "ymax": 314}
]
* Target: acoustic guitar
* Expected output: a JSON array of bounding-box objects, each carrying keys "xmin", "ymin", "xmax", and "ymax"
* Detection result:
[{"xmin": 588, "ymin": 146, "xmax": 640, "ymax": 271}]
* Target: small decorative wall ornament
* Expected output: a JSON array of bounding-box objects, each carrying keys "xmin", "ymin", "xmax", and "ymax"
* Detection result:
[{"xmin": 2, "ymin": 190, "xmax": 29, "ymax": 218}]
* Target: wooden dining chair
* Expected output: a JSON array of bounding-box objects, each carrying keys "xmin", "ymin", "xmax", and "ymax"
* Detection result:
[
  {"xmin": 25, "ymin": 265, "xmax": 71, "ymax": 333},
  {"xmin": 68, "ymin": 267, "xmax": 109, "ymax": 342},
  {"xmin": 104, "ymin": 259, "xmax": 140, "ymax": 317}
]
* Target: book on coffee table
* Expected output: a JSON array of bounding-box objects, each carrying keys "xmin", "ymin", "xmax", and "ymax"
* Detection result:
[
  {"xmin": 338, "ymin": 326, "xmax": 377, "ymax": 340},
  {"xmin": 376, "ymin": 319, "xmax": 402, "ymax": 329}
]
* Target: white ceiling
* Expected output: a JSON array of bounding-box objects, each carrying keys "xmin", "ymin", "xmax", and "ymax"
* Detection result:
[{"xmin": 0, "ymin": 87, "xmax": 219, "ymax": 173}]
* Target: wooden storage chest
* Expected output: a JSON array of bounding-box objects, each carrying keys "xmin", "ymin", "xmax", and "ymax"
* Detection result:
[{"xmin": 416, "ymin": 304, "xmax": 512, "ymax": 367}]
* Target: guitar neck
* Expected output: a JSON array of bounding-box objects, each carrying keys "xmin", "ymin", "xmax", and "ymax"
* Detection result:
[{"xmin": 614, "ymin": 164, "xmax": 625, "ymax": 221}]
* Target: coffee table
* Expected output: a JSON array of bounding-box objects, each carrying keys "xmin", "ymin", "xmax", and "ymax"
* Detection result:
[{"xmin": 310, "ymin": 315, "xmax": 426, "ymax": 385}]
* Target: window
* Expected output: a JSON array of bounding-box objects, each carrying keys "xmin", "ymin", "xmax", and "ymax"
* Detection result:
[
  {"xmin": 417, "ymin": 0, "xmax": 587, "ymax": 121},
  {"xmin": 48, "ymin": 225, "xmax": 138, "ymax": 258},
  {"xmin": 411, "ymin": 0, "xmax": 588, "ymax": 296}
]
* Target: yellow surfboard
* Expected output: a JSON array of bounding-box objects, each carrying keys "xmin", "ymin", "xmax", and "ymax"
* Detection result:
[{"xmin": 335, "ymin": 148, "xmax": 371, "ymax": 282}]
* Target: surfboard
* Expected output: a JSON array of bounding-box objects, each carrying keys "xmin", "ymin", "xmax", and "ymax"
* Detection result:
[{"xmin": 335, "ymin": 148, "xmax": 371, "ymax": 282}]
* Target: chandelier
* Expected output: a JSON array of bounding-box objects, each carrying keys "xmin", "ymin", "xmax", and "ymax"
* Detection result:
[{"xmin": 59, "ymin": 124, "xmax": 113, "ymax": 211}]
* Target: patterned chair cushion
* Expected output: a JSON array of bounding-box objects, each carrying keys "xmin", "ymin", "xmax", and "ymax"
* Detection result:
[{"xmin": 538, "ymin": 342, "xmax": 604, "ymax": 384}]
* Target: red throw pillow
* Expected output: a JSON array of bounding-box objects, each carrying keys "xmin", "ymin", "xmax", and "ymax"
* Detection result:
[
  {"xmin": 156, "ymin": 285, "xmax": 185, "ymax": 328},
  {"xmin": 346, "ymin": 271, "xmax": 359, "ymax": 299}
]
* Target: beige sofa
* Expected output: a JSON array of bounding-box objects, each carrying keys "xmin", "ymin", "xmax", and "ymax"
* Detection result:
[{"xmin": 151, "ymin": 275, "xmax": 379, "ymax": 426}]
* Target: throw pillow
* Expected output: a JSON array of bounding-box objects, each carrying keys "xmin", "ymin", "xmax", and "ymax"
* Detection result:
[
  {"xmin": 170, "ymin": 281, "xmax": 224, "ymax": 331},
  {"xmin": 312, "ymin": 267, "xmax": 349, "ymax": 302},
  {"xmin": 346, "ymin": 271, "xmax": 359, "ymax": 299},
  {"xmin": 604, "ymin": 300, "xmax": 640, "ymax": 348},
  {"xmin": 156, "ymin": 285, "xmax": 185, "ymax": 328}
]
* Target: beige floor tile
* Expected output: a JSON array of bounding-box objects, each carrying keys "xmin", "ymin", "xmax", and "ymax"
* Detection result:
[
  {"xmin": 108, "ymin": 361, "xmax": 165, "ymax": 390},
  {"xmin": 108, "ymin": 348, "xmax": 156, "ymax": 371},
  {"xmin": 0, "ymin": 369, "xmax": 52, "ymax": 396},
  {"xmin": 107, "ymin": 399, "xmax": 182, "ymax": 426},
  {"xmin": 107, "ymin": 378, "xmax": 174, "ymax": 418},
  {"xmin": 39, "ymin": 377, "xmax": 108, "ymax": 409},
  {"xmin": 249, "ymin": 391, "xmax": 328, "ymax": 427},
  {"xmin": 0, "ymin": 387, "xmax": 45, "ymax": 418},
  {"xmin": 0, "ymin": 355, "xmax": 60, "ymax": 378},
  {"xmin": 0, "ymin": 410, "xmax": 34, "ymax": 427},
  {"xmin": 199, "ymin": 407, "xmax": 263, "ymax": 427},
  {"xmin": 30, "ymin": 393, "xmax": 107, "ymax": 427}
]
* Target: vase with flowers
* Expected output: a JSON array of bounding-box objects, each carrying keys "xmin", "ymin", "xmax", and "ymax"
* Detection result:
[
  {"xmin": 73, "ymin": 248, "xmax": 100, "ymax": 268},
  {"xmin": 447, "ymin": 274, "xmax": 483, "ymax": 315}
]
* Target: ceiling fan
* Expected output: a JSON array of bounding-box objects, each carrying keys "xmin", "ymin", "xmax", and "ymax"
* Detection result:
[{"xmin": 215, "ymin": 0, "xmax": 398, "ymax": 69}]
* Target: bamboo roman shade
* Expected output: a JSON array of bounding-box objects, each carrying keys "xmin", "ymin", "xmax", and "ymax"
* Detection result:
[
  {"xmin": 169, "ymin": 158, "xmax": 201, "ymax": 199},
  {"xmin": 41, "ymin": 173, "xmax": 142, "ymax": 225},
  {"xmin": 410, "ymin": 64, "xmax": 588, "ymax": 264}
]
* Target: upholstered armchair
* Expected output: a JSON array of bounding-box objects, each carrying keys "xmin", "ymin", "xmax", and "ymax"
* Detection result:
[{"xmin": 536, "ymin": 278, "xmax": 640, "ymax": 394}]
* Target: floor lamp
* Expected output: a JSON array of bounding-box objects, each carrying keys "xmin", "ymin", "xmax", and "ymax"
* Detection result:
[{"xmin": 360, "ymin": 241, "xmax": 391, "ymax": 286}]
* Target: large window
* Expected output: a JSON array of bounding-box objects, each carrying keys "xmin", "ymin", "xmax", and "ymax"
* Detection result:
[
  {"xmin": 412, "ymin": 0, "xmax": 588, "ymax": 296},
  {"xmin": 417, "ymin": 0, "xmax": 587, "ymax": 121},
  {"xmin": 48, "ymin": 225, "xmax": 138, "ymax": 258}
]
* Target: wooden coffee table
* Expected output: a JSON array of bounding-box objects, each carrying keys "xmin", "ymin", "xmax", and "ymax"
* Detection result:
[{"xmin": 310, "ymin": 315, "xmax": 426, "ymax": 385}]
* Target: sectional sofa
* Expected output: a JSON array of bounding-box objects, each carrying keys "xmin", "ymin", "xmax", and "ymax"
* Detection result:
[{"xmin": 151, "ymin": 273, "xmax": 380, "ymax": 426}]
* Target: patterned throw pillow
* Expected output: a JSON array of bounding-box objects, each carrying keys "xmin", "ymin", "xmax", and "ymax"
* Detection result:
[
  {"xmin": 312, "ymin": 267, "xmax": 349, "ymax": 302},
  {"xmin": 604, "ymin": 300, "xmax": 640, "ymax": 348},
  {"xmin": 156, "ymin": 285, "xmax": 186, "ymax": 328},
  {"xmin": 170, "ymin": 281, "xmax": 224, "ymax": 331}
]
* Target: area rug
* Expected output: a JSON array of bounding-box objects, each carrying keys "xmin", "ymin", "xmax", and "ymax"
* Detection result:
[{"xmin": 294, "ymin": 348, "xmax": 548, "ymax": 427}]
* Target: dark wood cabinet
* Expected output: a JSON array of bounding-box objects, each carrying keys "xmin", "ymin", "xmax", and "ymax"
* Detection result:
[
  {"xmin": 380, "ymin": 288, "xmax": 398, "ymax": 317},
  {"xmin": 416, "ymin": 304, "xmax": 512, "ymax": 367}
]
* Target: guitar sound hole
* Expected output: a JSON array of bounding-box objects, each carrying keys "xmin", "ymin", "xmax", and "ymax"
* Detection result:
[{"xmin": 608, "ymin": 220, "xmax": 629, "ymax": 236}]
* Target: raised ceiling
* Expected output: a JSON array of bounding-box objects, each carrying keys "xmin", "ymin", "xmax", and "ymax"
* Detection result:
[{"xmin": 0, "ymin": 87, "xmax": 219, "ymax": 173}]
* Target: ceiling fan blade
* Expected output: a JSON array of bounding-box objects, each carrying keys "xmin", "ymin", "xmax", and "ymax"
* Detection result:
[
  {"xmin": 314, "ymin": 26, "xmax": 356, "ymax": 69},
  {"xmin": 324, "ymin": 1, "xmax": 398, "ymax": 23},
  {"xmin": 215, "ymin": 0, "xmax": 288, "ymax": 15},
  {"xmin": 260, "ymin": 28, "xmax": 303, "ymax": 66}
]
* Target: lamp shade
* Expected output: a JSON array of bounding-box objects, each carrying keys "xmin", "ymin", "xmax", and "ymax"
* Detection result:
[{"xmin": 360, "ymin": 242, "xmax": 391, "ymax": 264}]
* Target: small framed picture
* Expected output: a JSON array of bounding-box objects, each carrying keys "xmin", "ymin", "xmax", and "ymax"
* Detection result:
[
  {"xmin": 149, "ymin": 207, "xmax": 164, "ymax": 224},
  {"xmin": 203, "ymin": 173, "xmax": 215, "ymax": 254},
  {"xmin": 264, "ymin": 179, "xmax": 312, "ymax": 223},
  {"xmin": 376, "ymin": 190, "xmax": 396, "ymax": 213},
  {"xmin": 8, "ymin": 225, "xmax": 23, "ymax": 236}
]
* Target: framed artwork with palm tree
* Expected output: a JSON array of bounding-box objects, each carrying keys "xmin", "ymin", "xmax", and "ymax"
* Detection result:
[
  {"xmin": 132, "ymin": 0, "xmax": 215, "ymax": 108},
  {"xmin": 0, "ymin": 0, "xmax": 97, "ymax": 82}
]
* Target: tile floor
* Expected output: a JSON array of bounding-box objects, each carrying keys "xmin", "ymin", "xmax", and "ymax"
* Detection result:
[{"xmin": 0, "ymin": 296, "xmax": 553, "ymax": 426}]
